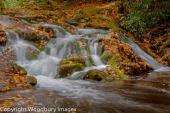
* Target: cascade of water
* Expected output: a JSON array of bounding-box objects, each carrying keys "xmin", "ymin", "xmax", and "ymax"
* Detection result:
[
  {"xmin": 117, "ymin": 32, "xmax": 170, "ymax": 71},
  {"xmin": 2, "ymin": 17, "xmax": 170, "ymax": 113},
  {"xmin": 5, "ymin": 30, "xmax": 19, "ymax": 43},
  {"xmin": 4, "ymin": 23, "xmax": 109, "ymax": 78},
  {"xmin": 89, "ymin": 34, "xmax": 104, "ymax": 66},
  {"xmin": 0, "ymin": 15, "xmax": 15, "ymax": 27},
  {"xmin": 5, "ymin": 31, "xmax": 40, "ymax": 62}
]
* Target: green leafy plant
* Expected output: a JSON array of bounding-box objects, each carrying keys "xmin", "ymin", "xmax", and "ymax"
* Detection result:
[{"xmin": 120, "ymin": 0, "xmax": 170, "ymax": 38}]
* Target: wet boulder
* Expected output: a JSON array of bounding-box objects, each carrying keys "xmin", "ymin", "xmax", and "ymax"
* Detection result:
[
  {"xmin": 18, "ymin": 25, "xmax": 55, "ymax": 41},
  {"xmin": 0, "ymin": 30, "xmax": 7, "ymax": 46},
  {"xmin": 27, "ymin": 76, "xmax": 37, "ymax": 86},
  {"xmin": 83, "ymin": 70, "xmax": 106, "ymax": 81},
  {"xmin": 18, "ymin": 31, "xmax": 48, "ymax": 41},
  {"xmin": 59, "ymin": 57, "xmax": 85, "ymax": 78}
]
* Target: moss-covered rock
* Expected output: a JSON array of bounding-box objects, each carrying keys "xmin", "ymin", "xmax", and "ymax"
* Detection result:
[
  {"xmin": 27, "ymin": 76, "xmax": 37, "ymax": 86},
  {"xmin": 17, "ymin": 65, "xmax": 27, "ymax": 75},
  {"xmin": 83, "ymin": 70, "xmax": 106, "ymax": 81},
  {"xmin": 59, "ymin": 57, "xmax": 85, "ymax": 78},
  {"xmin": 60, "ymin": 57, "xmax": 85, "ymax": 65}
]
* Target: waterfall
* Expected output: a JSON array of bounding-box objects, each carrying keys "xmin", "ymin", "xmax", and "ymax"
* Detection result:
[
  {"xmin": 1, "ymin": 17, "xmax": 170, "ymax": 113},
  {"xmin": 117, "ymin": 32, "xmax": 170, "ymax": 71},
  {"xmin": 89, "ymin": 35, "xmax": 104, "ymax": 66},
  {"xmin": 5, "ymin": 24, "xmax": 109, "ymax": 79},
  {"xmin": 5, "ymin": 31, "xmax": 40, "ymax": 62}
]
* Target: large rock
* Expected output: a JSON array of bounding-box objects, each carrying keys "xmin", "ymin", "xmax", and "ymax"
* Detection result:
[
  {"xmin": 83, "ymin": 70, "xmax": 106, "ymax": 81},
  {"xmin": 18, "ymin": 26, "xmax": 55, "ymax": 41},
  {"xmin": 58, "ymin": 57, "xmax": 85, "ymax": 78}
]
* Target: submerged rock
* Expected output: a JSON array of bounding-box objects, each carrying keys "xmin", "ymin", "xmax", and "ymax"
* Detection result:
[
  {"xmin": 27, "ymin": 76, "xmax": 37, "ymax": 86},
  {"xmin": 59, "ymin": 57, "xmax": 85, "ymax": 78},
  {"xmin": 83, "ymin": 70, "xmax": 106, "ymax": 81},
  {"xmin": 0, "ymin": 30, "xmax": 7, "ymax": 46}
]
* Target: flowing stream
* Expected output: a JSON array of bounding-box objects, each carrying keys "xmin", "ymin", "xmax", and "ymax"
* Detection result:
[
  {"xmin": 8, "ymin": 24, "xmax": 109, "ymax": 78},
  {"xmin": 1, "ymin": 16, "xmax": 170, "ymax": 113},
  {"xmin": 117, "ymin": 32, "xmax": 170, "ymax": 72}
]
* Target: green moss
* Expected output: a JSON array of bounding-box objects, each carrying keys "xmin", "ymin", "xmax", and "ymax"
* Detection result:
[
  {"xmin": 61, "ymin": 57, "xmax": 85, "ymax": 65},
  {"xmin": 101, "ymin": 52, "xmax": 113, "ymax": 63},
  {"xmin": 59, "ymin": 63, "xmax": 85, "ymax": 78},
  {"xmin": 59, "ymin": 57, "xmax": 86, "ymax": 77},
  {"xmin": 32, "ymin": 41, "xmax": 41, "ymax": 50},
  {"xmin": 107, "ymin": 55, "xmax": 127, "ymax": 79},
  {"xmin": 101, "ymin": 52, "xmax": 127, "ymax": 79},
  {"xmin": 83, "ymin": 70, "xmax": 106, "ymax": 81},
  {"xmin": 17, "ymin": 65, "xmax": 27, "ymax": 75}
]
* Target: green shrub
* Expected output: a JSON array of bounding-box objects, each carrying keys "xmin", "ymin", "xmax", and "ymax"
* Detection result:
[{"xmin": 120, "ymin": 0, "xmax": 170, "ymax": 38}]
